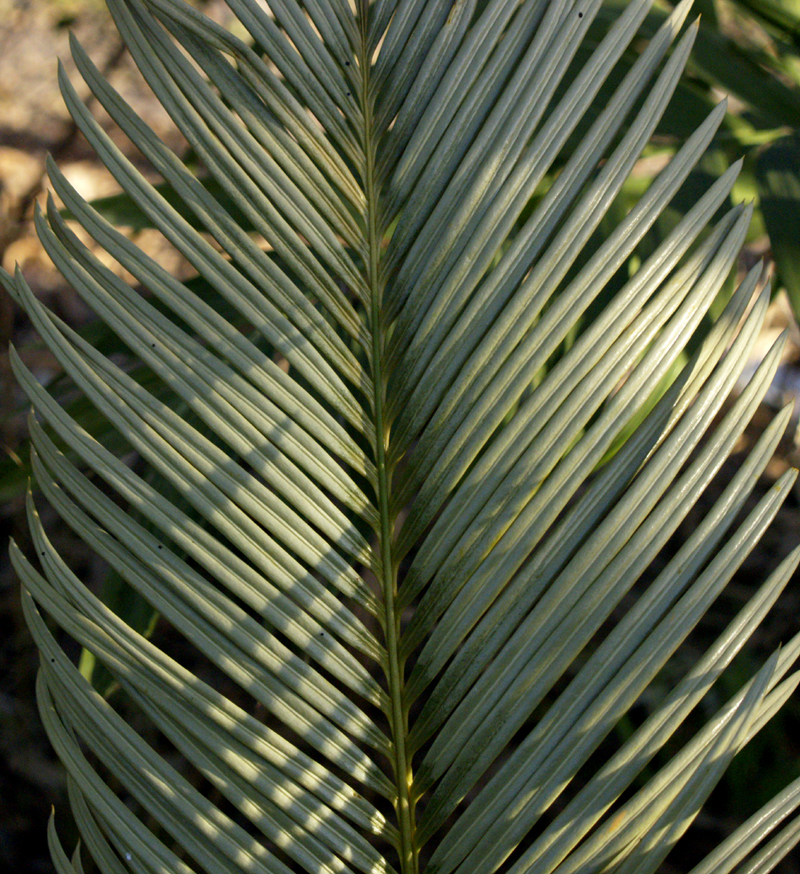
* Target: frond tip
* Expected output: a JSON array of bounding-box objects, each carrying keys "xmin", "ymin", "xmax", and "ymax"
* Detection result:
[{"xmin": 5, "ymin": 1, "xmax": 800, "ymax": 873}]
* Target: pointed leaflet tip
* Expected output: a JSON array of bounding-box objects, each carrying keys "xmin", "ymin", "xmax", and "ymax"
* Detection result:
[
  {"xmin": 670, "ymin": 0, "xmax": 696, "ymax": 29},
  {"xmin": 56, "ymin": 55, "xmax": 70, "ymax": 88},
  {"xmin": 0, "ymin": 266, "xmax": 20, "ymax": 305},
  {"xmin": 44, "ymin": 190, "xmax": 60, "ymax": 219}
]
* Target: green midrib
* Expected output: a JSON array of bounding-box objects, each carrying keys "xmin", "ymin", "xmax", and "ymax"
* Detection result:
[{"xmin": 358, "ymin": 6, "xmax": 418, "ymax": 872}]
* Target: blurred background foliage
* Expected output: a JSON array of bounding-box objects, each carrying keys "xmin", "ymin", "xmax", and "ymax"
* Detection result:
[{"xmin": 1, "ymin": 0, "xmax": 800, "ymax": 870}]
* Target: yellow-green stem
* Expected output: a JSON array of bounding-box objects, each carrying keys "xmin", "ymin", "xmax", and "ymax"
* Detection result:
[{"xmin": 358, "ymin": 6, "xmax": 418, "ymax": 872}]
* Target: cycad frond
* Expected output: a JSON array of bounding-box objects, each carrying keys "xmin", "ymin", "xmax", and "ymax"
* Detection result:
[{"xmin": 5, "ymin": 1, "xmax": 800, "ymax": 873}]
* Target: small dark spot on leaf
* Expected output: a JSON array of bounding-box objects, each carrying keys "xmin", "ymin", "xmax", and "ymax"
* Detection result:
[
  {"xmin": 346, "ymin": 92, "xmax": 351, "ymax": 97},
  {"xmin": 151, "ymin": 343, "xmax": 156, "ymax": 348},
  {"xmin": 158, "ymin": 545, "xmax": 162, "ymax": 549},
  {"xmin": 41, "ymin": 552, "xmax": 45, "ymax": 557},
  {"xmin": 345, "ymin": 61, "xmax": 350, "ymax": 66},
  {"xmin": 50, "ymin": 658, "xmax": 55, "ymax": 663},
  {"xmin": 578, "ymin": 10, "xmax": 583, "ymax": 16}
]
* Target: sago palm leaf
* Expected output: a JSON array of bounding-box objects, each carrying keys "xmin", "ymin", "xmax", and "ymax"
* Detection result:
[{"xmin": 4, "ymin": 1, "xmax": 800, "ymax": 872}]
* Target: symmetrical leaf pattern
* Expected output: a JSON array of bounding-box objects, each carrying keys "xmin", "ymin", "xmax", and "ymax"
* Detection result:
[{"xmin": 4, "ymin": 1, "xmax": 800, "ymax": 872}]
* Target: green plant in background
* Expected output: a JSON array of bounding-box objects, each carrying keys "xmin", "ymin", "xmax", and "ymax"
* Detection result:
[
  {"xmin": 5, "ymin": 1, "xmax": 800, "ymax": 873},
  {"xmin": 589, "ymin": 0, "xmax": 800, "ymax": 318}
]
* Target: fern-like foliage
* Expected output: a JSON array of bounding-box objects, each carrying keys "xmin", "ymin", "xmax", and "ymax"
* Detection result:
[{"xmin": 4, "ymin": 1, "xmax": 800, "ymax": 872}]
